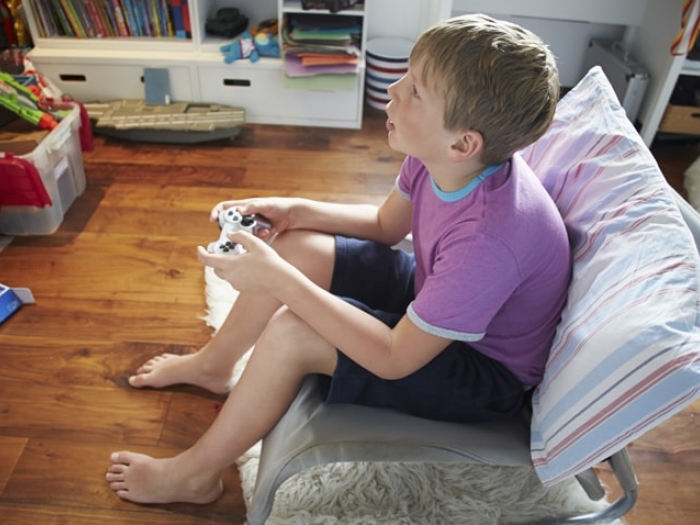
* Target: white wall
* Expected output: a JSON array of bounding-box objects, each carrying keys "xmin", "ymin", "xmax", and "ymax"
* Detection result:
[
  {"xmin": 366, "ymin": 0, "xmax": 632, "ymax": 87},
  {"xmin": 468, "ymin": 14, "xmax": 626, "ymax": 87},
  {"xmin": 366, "ymin": 0, "xmax": 450, "ymax": 41}
]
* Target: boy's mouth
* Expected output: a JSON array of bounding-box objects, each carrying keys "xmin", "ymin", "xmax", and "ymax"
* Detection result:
[{"xmin": 386, "ymin": 119, "xmax": 396, "ymax": 132}]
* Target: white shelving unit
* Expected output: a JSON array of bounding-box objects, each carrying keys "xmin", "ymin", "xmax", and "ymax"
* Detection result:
[
  {"xmin": 22, "ymin": 0, "xmax": 368, "ymax": 129},
  {"xmin": 627, "ymin": 0, "xmax": 700, "ymax": 143},
  {"xmin": 23, "ymin": 0, "xmax": 688, "ymax": 140}
]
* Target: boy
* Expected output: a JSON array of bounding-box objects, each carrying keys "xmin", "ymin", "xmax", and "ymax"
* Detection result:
[{"xmin": 107, "ymin": 14, "xmax": 570, "ymax": 505}]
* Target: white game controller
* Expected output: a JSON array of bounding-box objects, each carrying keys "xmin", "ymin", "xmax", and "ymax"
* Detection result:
[{"xmin": 207, "ymin": 207, "xmax": 272, "ymax": 255}]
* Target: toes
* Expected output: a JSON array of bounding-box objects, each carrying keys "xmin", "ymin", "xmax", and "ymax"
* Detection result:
[
  {"xmin": 110, "ymin": 451, "xmax": 133, "ymax": 465},
  {"xmin": 115, "ymin": 489, "xmax": 131, "ymax": 500},
  {"xmin": 106, "ymin": 473, "xmax": 121, "ymax": 484},
  {"xmin": 106, "ymin": 465, "xmax": 126, "ymax": 477},
  {"xmin": 108, "ymin": 480, "xmax": 128, "ymax": 491},
  {"xmin": 128, "ymin": 373, "xmax": 148, "ymax": 388},
  {"xmin": 137, "ymin": 354, "xmax": 174, "ymax": 373}
]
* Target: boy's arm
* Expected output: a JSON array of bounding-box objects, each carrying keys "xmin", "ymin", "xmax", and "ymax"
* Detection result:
[
  {"xmin": 287, "ymin": 188, "xmax": 412, "ymax": 247},
  {"xmin": 274, "ymin": 261, "xmax": 450, "ymax": 380}
]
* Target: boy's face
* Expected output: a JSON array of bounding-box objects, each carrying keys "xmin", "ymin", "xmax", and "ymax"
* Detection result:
[{"xmin": 385, "ymin": 60, "xmax": 454, "ymax": 162}]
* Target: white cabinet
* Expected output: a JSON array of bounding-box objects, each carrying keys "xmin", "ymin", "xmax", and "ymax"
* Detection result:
[{"xmin": 22, "ymin": 0, "xmax": 367, "ymax": 129}]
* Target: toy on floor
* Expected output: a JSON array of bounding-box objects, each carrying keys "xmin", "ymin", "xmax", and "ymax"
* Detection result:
[{"xmin": 220, "ymin": 31, "xmax": 280, "ymax": 64}]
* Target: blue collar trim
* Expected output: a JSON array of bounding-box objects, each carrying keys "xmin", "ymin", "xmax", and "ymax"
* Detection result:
[{"xmin": 431, "ymin": 163, "xmax": 504, "ymax": 202}]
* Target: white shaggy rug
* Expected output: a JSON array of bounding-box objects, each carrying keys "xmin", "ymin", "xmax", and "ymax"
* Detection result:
[{"xmin": 202, "ymin": 267, "xmax": 624, "ymax": 525}]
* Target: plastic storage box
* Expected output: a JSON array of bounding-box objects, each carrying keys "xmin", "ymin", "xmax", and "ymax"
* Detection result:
[{"xmin": 0, "ymin": 101, "xmax": 88, "ymax": 235}]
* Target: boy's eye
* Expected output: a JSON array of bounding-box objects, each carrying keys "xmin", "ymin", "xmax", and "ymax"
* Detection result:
[{"xmin": 411, "ymin": 85, "xmax": 420, "ymax": 98}]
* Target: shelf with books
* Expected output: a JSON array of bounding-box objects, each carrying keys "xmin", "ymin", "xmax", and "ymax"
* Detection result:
[
  {"xmin": 23, "ymin": 0, "xmax": 195, "ymax": 51},
  {"xmin": 22, "ymin": 0, "xmax": 370, "ymax": 128}
]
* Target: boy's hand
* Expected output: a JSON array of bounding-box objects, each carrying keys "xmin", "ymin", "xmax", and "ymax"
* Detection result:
[
  {"xmin": 197, "ymin": 231, "xmax": 287, "ymax": 293},
  {"xmin": 210, "ymin": 198, "xmax": 297, "ymax": 241}
]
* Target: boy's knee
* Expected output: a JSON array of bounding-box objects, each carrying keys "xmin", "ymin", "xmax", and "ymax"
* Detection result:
[
  {"xmin": 269, "ymin": 230, "xmax": 303, "ymax": 260},
  {"xmin": 270, "ymin": 230, "xmax": 336, "ymax": 288},
  {"xmin": 260, "ymin": 306, "xmax": 303, "ymax": 344},
  {"xmin": 258, "ymin": 307, "xmax": 337, "ymax": 374}
]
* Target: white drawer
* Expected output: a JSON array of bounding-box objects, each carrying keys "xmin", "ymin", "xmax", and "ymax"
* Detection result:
[
  {"xmin": 29, "ymin": 56, "xmax": 196, "ymax": 103},
  {"xmin": 197, "ymin": 60, "xmax": 363, "ymax": 128}
]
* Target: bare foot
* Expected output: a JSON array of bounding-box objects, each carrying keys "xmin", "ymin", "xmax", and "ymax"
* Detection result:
[
  {"xmin": 106, "ymin": 451, "xmax": 223, "ymax": 504},
  {"xmin": 128, "ymin": 352, "xmax": 232, "ymax": 394}
]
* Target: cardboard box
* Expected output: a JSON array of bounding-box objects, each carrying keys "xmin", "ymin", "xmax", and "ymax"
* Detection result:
[
  {"xmin": 0, "ymin": 101, "xmax": 87, "ymax": 235},
  {"xmin": 658, "ymin": 104, "xmax": 700, "ymax": 136}
]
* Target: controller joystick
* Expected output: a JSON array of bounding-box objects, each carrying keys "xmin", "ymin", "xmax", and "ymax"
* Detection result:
[{"xmin": 207, "ymin": 208, "xmax": 271, "ymax": 255}]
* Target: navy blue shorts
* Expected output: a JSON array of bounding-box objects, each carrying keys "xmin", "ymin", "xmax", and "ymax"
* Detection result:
[{"xmin": 320, "ymin": 236, "xmax": 525, "ymax": 423}]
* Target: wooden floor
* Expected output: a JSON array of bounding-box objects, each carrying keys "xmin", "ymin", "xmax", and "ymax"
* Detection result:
[{"xmin": 0, "ymin": 106, "xmax": 698, "ymax": 524}]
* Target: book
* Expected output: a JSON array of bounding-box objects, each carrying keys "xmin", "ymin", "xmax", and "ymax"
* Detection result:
[
  {"xmin": 182, "ymin": 0, "xmax": 191, "ymax": 38},
  {"xmin": 71, "ymin": 0, "xmax": 97, "ymax": 37},
  {"xmin": 121, "ymin": 0, "xmax": 141, "ymax": 36},
  {"xmin": 285, "ymin": 54, "xmax": 358, "ymax": 77},
  {"xmin": 33, "ymin": 0, "xmax": 59, "ymax": 37},
  {"xmin": 134, "ymin": 0, "xmax": 151, "ymax": 37},
  {"xmin": 170, "ymin": 0, "xmax": 185, "ymax": 38},
  {"xmin": 58, "ymin": 0, "xmax": 87, "ymax": 37},
  {"xmin": 160, "ymin": 0, "xmax": 174, "ymax": 37},
  {"xmin": 150, "ymin": 0, "xmax": 161, "ymax": 37},
  {"xmin": 110, "ymin": 0, "xmax": 130, "ymax": 36},
  {"xmin": 49, "ymin": 0, "xmax": 75, "ymax": 36},
  {"xmin": 83, "ymin": 0, "xmax": 109, "ymax": 37}
]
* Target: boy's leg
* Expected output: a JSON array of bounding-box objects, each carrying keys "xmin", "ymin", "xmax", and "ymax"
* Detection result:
[
  {"xmin": 128, "ymin": 231, "xmax": 336, "ymax": 394},
  {"xmin": 107, "ymin": 306, "xmax": 338, "ymax": 504}
]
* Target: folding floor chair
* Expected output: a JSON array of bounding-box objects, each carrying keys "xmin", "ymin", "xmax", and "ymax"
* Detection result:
[{"xmin": 244, "ymin": 68, "xmax": 700, "ymax": 524}]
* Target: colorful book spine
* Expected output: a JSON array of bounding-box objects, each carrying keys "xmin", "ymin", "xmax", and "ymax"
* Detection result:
[
  {"xmin": 58, "ymin": 0, "xmax": 86, "ymax": 37},
  {"xmin": 182, "ymin": 0, "xmax": 190, "ymax": 38},
  {"xmin": 31, "ymin": 0, "xmax": 193, "ymax": 40},
  {"xmin": 33, "ymin": 0, "xmax": 59, "ymax": 36},
  {"xmin": 150, "ymin": 0, "xmax": 161, "ymax": 37},
  {"xmin": 72, "ymin": 0, "xmax": 97, "ymax": 37},
  {"xmin": 95, "ymin": 0, "xmax": 118, "ymax": 36},
  {"xmin": 111, "ymin": 0, "xmax": 130, "ymax": 36},
  {"xmin": 83, "ymin": 0, "xmax": 108, "ymax": 37},
  {"xmin": 159, "ymin": 0, "xmax": 173, "ymax": 37},
  {"xmin": 134, "ymin": 0, "xmax": 151, "ymax": 37},
  {"xmin": 49, "ymin": 0, "xmax": 71, "ymax": 36},
  {"xmin": 170, "ymin": 0, "xmax": 185, "ymax": 38},
  {"xmin": 121, "ymin": 0, "xmax": 140, "ymax": 36}
]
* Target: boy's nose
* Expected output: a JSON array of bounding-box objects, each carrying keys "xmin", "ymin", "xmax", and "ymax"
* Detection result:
[{"xmin": 387, "ymin": 80, "xmax": 399, "ymax": 98}]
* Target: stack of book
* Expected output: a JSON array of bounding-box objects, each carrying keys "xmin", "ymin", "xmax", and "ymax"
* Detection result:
[
  {"xmin": 27, "ymin": 0, "xmax": 191, "ymax": 39},
  {"xmin": 283, "ymin": 13, "xmax": 361, "ymax": 79}
]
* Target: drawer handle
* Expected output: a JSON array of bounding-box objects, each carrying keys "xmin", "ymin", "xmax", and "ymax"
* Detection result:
[
  {"xmin": 223, "ymin": 79, "xmax": 251, "ymax": 87},
  {"xmin": 692, "ymin": 113, "xmax": 700, "ymax": 118},
  {"xmin": 59, "ymin": 74, "xmax": 87, "ymax": 82}
]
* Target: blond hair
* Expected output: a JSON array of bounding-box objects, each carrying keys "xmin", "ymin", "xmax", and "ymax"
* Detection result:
[{"xmin": 410, "ymin": 14, "xmax": 559, "ymax": 165}]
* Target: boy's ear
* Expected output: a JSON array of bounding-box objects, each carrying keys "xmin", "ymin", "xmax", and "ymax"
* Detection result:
[{"xmin": 449, "ymin": 130, "xmax": 484, "ymax": 161}]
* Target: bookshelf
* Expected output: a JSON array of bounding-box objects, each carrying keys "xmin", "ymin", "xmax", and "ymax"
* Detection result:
[{"xmin": 22, "ymin": 0, "xmax": 369, "ymax": 129}]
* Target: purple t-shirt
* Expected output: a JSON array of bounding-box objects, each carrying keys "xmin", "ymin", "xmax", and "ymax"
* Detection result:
[{"xmin": 396, "ymin": 154, "xmax": 570, "ymax": 387}]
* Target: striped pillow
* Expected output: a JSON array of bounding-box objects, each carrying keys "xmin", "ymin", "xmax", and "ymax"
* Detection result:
[{"xmin": 520, "ymin": 66, "xmax": 700, "ymax": 485}]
